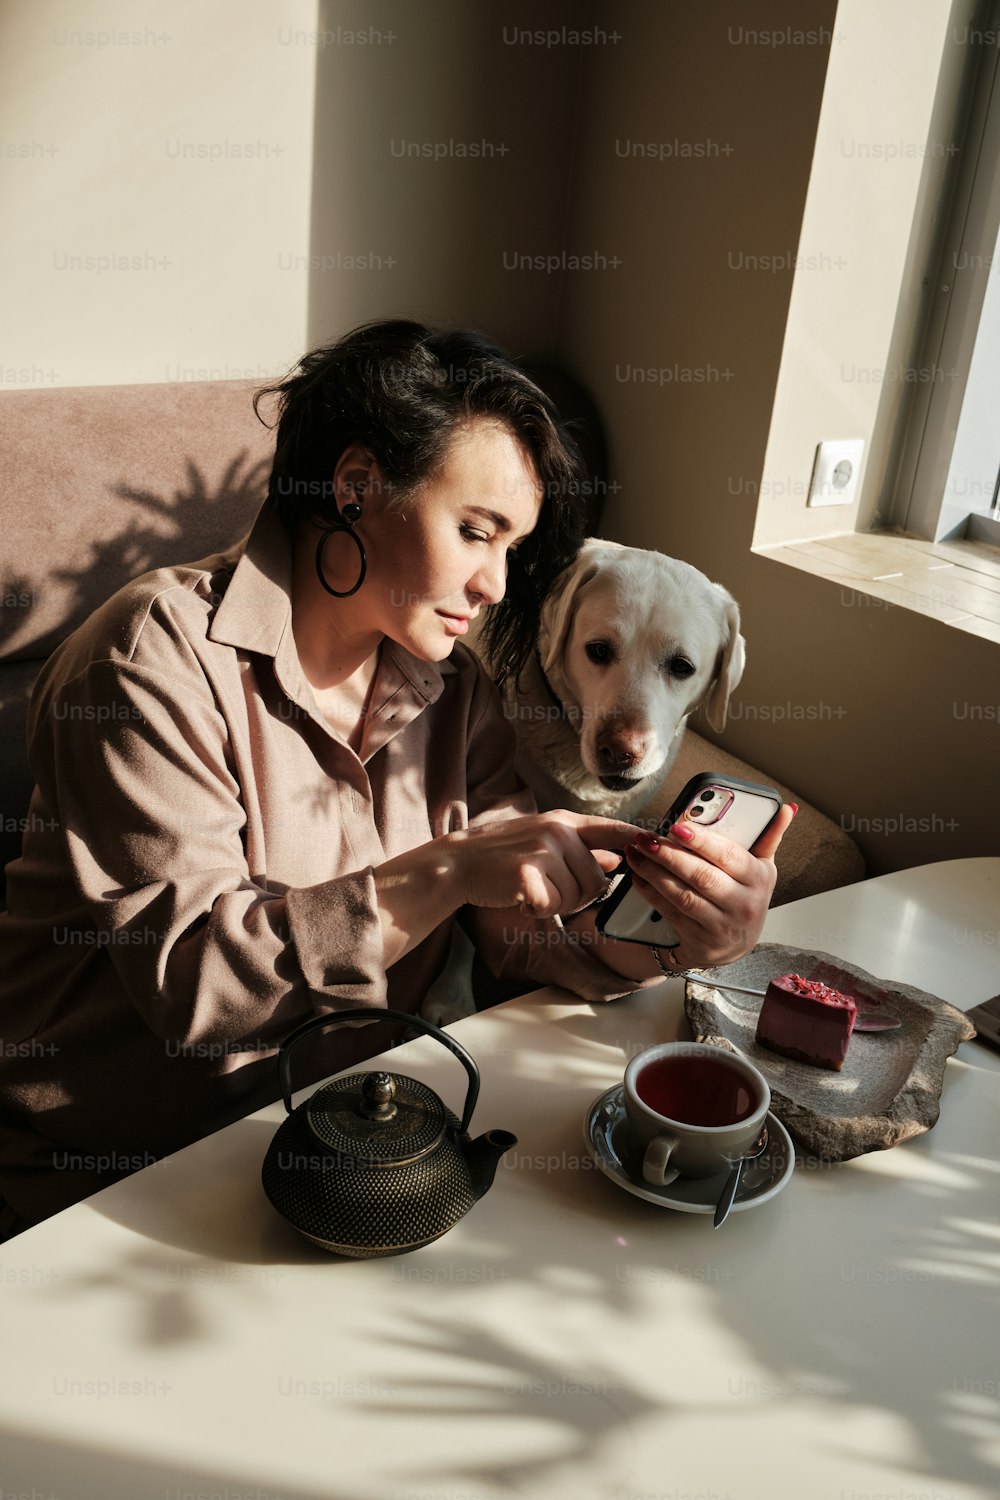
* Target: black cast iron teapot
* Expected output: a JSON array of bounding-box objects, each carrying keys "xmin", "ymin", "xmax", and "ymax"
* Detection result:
[{"xmin": 261, "ymin": 1009, "xmax": 518, "ymax": 1257}]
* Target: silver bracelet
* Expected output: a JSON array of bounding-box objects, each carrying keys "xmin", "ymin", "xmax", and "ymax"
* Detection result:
[{"xmin": 651, "ymin": 945, "xmax": 691, "ymax": 979}]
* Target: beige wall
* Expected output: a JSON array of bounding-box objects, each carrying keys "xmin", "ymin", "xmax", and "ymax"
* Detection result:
[
  {"xmin": 0, "ymin": 0, "xmax": 585, "ymax": 381},
  {"xmin": 0, "ymin": 0, "xmax": 316, "ymax": 388},
  {"xmin": 305, "ymin": 0, "xmax": 582, "ymax": 355},
  {"xmin": 556, "ymin": 0, "xmax": 998, "ymax": 875},
  {"xmin": 557, "ymin": 0, "xmax": 836, "ymax": 577}
]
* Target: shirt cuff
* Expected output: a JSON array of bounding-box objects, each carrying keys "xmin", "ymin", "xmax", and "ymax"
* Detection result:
[{"xmin": 284, "ymin": 867, "xmax": 388, "ymax": 1011}]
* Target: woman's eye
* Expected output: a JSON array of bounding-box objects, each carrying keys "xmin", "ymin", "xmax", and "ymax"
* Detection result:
[
  {"xmin": 585, "ymin": 640, "xmax": 615, "ymax": 666},
  {"xmin": 460, "ymin": 525, "xmax": 490, "ymax": 543}
]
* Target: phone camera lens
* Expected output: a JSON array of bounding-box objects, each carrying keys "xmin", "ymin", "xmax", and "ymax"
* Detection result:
[
  {"xmin": 701, "ymin": 789, "xmax": 716, "ymax": 801},
  {"xmin": 690, "ymin": 805, "xmax": 704, "ymax": 818}
]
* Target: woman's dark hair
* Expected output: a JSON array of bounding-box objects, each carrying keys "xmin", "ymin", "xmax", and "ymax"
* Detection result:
[{"xmin": 253, "ymin": 319, "xmax": 588, "ymax": 687}]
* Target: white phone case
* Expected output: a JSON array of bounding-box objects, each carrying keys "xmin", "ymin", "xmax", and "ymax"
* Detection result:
[
  {"xmin": 599, "ymin": 875, "xmax": 686, "ymax": 948},
  {"xmin": 597, "ymin": 775, "xmax": 782, "ymax": 948}
]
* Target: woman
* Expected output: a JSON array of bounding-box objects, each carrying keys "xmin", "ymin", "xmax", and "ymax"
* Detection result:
[{"xmin": 0, "ymin": 320, "xmax": 792, "ymax": 1235}]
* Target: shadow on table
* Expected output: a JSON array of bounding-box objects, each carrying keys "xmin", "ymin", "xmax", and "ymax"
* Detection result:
[
  {"xmin": 328, "ymin": 1140, "xmax": 1000, "ymax": 1499},
  {"xmin": 0, "ymin": 1421, "xmax": 342, "ymax": 1500},
  {"xmin": 88, "ymin": 1118, "xmax": 319, "ymax": 1266},
  {"xmin": 66, "ymin": 1020, "xmax": 1000, "ymax": 1498}
]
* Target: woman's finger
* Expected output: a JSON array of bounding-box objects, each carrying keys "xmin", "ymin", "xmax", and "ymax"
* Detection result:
[
  {"xmin": 630, "ymin": 865, "xmax": 762, "ymax": 961},
  {"xmin": 628, "ymin": 832, "xmax": 737, "ymax": 909},
  {"xmin": 626, "ymin": 854, "xmax": 714, "ymax": 934},
  {"xmin": 750, "ymin": 803, "xmax": 797, "ymax": 860},
  {"xmin": 629, "ymin": 864, "xmax": 707, "ymax": 930},
  {"xmin": 556, "ymin": 832, "xmax": 615, "ymax": 909},
  {"xmin": 656, "ymin": 802, "xmax": 796, "ymax": 877},
  {"xmin": 593, "ymin": 849, "xmax": 627, "ymax": 876},
  {"xmin": 517, "ymin": 868, "xmax": 566, "ymax": 918}
]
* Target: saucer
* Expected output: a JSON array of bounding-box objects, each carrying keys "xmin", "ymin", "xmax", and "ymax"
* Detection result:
[{"xmin": 583, "ymin": 1084, "xmax": 795, "ymax": 1215}]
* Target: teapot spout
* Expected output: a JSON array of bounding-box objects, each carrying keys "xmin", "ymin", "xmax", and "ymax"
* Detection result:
[{"xmin": 465, "ymin": 1129, "xmax": 518, "ymax": 1200}]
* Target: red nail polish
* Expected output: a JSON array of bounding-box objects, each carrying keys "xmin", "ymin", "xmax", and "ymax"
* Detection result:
[
  {"xmin": 670, "ymin": 821, "xmax": 694, "ymax": 842},
  {"xmin": 637, "ymin": 831, "xmax": 660, "ymax": 852},
  {"xmin": 790, "ymin": 803, "xmax": 799, "ymax": 816}
]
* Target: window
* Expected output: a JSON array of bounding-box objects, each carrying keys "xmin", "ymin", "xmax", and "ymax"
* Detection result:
[{"xmin": 751, "ymin": 0, "xmax": 1000, "ymax": 642}]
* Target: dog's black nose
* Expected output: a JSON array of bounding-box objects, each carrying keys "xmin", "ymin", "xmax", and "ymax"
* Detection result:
[{"xmin": 596, "ymin": 738, "xmax": 642, "ymax": 772}]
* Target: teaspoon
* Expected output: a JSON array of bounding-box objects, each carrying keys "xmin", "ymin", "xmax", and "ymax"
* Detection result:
[{"xmin": 713, "ymin": 1125, "xmax": 769, "ymax": 1228}]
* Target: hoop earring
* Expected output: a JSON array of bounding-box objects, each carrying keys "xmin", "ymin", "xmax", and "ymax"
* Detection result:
[{"xmin": 315, "ymin": 502, "xmax": 367, "ymax": 598}]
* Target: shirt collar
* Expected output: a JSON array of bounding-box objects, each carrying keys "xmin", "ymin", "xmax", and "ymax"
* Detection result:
[{"xmin": 209, "ymin": 498, "xmax": 296, "ymax": 658}]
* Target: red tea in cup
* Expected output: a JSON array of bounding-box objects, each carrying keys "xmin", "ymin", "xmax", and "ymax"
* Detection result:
[
  {"xmin": 625, "ymin": 1042, "xmax": 771, "ymax": 1186},
  {"xmin": 636, "ymin": 1053, "xmax": 757, "ymax": 1127}
]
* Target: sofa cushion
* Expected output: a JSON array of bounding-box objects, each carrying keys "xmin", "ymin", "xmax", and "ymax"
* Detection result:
[
  {"xmin": 0, "ymin": 658, "xmax": 42, "ymax": 888},
  {"xmin": 0, "ymin": 378, "xmax": 273, "ymax": 664},
  {"xmin": 0, "ymin": 378, "xmax": 274, "ymax": 903}
]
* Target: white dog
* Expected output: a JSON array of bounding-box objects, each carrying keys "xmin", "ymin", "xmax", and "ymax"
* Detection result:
[
  {"xmin": 485, "ymin": 538, "xmax": 745, "ymax": 822},
  {"xmin": 421, "ymin": 538, "xmax": 745, "ymax": 1024}
]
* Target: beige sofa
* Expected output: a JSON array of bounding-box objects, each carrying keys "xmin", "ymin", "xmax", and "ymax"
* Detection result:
[{"xmin": 0, "ymin": 377, "xmax": 864, "ymax": 908}]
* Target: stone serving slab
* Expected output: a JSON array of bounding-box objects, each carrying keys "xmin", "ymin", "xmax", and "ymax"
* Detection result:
[{"xmin": 684, "ymin": 942, "xmax": 977, "ymax": 1162}]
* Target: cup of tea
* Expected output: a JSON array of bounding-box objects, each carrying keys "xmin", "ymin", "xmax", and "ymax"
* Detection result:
[{"xmin": 624, "ymin": 1042, "xmax": 770, "ymax": 1187}]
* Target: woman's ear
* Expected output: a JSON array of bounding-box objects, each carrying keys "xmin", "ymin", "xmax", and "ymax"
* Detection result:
[
  {"xmin": 701, "ymin": 597, "xmax": 746, "ymax": 732},
  {"xmin": 332, "ymin": 444, "xmax": 379, "ymax": 509}
]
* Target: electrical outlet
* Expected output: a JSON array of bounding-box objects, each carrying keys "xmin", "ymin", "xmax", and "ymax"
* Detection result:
[{"xmin": 807, "ymin": 439, "xmax": 865, "ymax": 508}]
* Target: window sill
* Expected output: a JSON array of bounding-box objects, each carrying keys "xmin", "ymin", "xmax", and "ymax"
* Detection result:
[{"xmin": 752, "ymin": 530, "xmax": 1000, "ymax": 645}]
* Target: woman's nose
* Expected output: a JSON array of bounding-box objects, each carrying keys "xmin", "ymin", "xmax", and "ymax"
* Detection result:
[{"xmin": 471, "ymin": 549, "xmax": 508, "ymax": 606}]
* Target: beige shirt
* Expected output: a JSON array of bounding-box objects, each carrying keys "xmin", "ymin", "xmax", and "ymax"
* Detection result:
[{"xmin": 0, "ymin": 499, "xmax": 647, "ymax": 1228}]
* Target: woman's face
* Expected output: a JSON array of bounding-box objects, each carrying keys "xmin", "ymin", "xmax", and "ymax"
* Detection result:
[{"xmin": 344, "ymin": 420, "xmax": 544, "ymax": 661}]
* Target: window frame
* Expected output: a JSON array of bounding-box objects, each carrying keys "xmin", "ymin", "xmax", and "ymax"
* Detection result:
[{"xmin": 881, "ymin": 12, "xmax": 1000, "ymax": 540}]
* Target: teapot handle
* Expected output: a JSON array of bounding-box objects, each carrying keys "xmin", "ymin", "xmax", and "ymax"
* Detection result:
[{"xmin": 276, "ymin": 1008, "xmax": 481, "ymax": 1136}]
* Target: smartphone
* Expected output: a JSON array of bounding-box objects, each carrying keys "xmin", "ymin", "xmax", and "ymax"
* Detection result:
[{"xmin": 595, "ymin": 772, "xmax": 783, "ymax": 949}]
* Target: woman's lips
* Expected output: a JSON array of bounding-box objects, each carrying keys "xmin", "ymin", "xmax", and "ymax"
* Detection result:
[{"xmin": 437, "ymin": 612, "xmax": 470, "ymax": 635}]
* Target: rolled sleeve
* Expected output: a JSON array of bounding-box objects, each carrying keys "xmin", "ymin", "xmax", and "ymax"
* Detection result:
[{"xmin": 284, "ymin": 868, "xmax": 386, "ymax": 1008}]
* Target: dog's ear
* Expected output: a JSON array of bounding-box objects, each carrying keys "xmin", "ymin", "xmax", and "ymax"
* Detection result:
[
  {"xmin": 702, "ymin": 598, "xmax": 746, "ymax": 732},
  {"xmin": 537, "ymin": 549, "xmax": 601, "ymax": 680}
]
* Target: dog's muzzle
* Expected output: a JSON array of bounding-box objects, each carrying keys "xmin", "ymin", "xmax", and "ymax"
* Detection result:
[{"xmin": 598, "ymin": 773, "xmax": 646, "ymax": 791}]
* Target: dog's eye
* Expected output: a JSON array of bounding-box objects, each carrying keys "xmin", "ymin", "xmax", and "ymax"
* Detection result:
[
  {"xmin": 667, "ymin": 655, "xmax": 696, "ymax": 679},
  {"xmin": 585, "ymin": 641, "xmax": 615, "ymax": 666}
]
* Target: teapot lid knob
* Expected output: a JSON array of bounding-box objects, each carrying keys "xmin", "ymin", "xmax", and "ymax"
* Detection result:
[{"xmin": 360, "ymin": 1071, "xmax": 397, "ymax": 1121}]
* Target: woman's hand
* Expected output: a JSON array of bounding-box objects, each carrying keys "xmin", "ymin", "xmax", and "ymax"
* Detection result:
[
  {"xmin": 623, "ymin": 804, "xmax": 797, "ymax": 968},
  {"xmin": 444, "ymin": 811, "xmax": 635, "ymax": 919}
]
